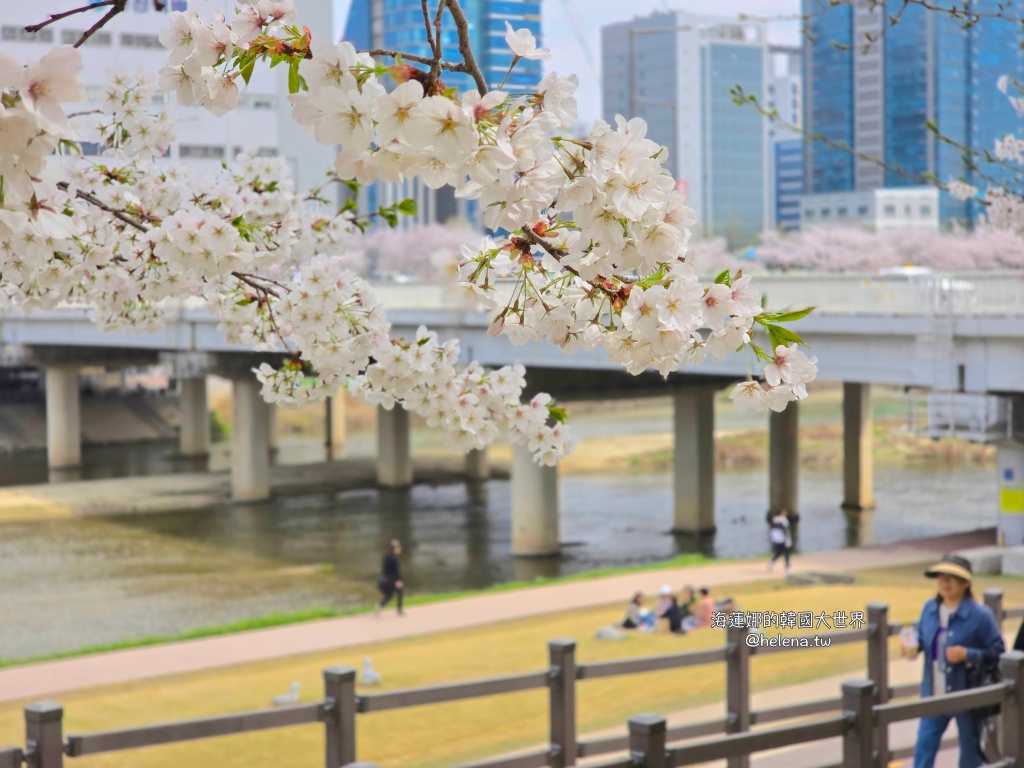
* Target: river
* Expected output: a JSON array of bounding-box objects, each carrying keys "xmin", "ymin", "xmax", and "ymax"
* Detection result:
[{"xmin": 0, "ymin": 443, "xmax": 996, "ymax": 661}]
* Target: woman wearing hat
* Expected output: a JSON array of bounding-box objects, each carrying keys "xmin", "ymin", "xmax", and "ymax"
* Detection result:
[{"xmin": 901, "ymin": 554, "xmax": 1004, "ymax": 768}]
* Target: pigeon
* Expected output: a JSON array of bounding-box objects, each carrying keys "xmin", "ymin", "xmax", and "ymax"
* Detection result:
[
  {"xmin": 271, "ymin": 682, "xmax": 300, "ymax": 706},
  {"xmin": 360, "ymin": 656, "xmax": 382, "ymax": 686}
]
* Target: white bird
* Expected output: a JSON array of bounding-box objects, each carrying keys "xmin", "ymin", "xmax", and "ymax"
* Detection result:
[
  {"xmin": 360, "ymin": 656, "xmax": 382, "ymax": 686},
  {"xmin": 271, "ymin": 682, "xmax": 300, "ymax": 706}
]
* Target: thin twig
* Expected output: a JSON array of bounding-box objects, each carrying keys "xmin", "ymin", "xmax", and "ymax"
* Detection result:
[
  {"xmin": 24, "ymin": 0, "xmax": 114, "ymax": 33},
  {"xmin": 74, "ymin": 0, "xmax": 127, "ymax": 48},
  {"xmin": 445, "ymin": 0, "xmax": 488, "ymax": 95},
  {"xmin": 421, "ymin": 0, "xmax": 436, "ymax": 54},
  {"xmin": 364, "ymin": 48, "xmax": 433, "ymax": 65},
  {"xmin": 57, "ymin": 181, "xmax": 149, "ymax": 233}
]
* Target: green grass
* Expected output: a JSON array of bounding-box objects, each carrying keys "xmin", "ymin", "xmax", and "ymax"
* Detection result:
[{"xmin": 0, "ymin": 552, "xmax": 716, "ymax": 669}]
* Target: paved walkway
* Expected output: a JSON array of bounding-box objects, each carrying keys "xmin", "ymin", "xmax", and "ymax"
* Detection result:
[{"xmin": 0, "ymin": 528, "xmax": 993, "ymax": 705}]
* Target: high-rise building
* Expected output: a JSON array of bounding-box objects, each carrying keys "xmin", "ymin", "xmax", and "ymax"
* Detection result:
[
  {"xmin": 768, "ymin": 46, "xmax": 804, "ymax": 231},
  {"xmin": 601, "ymin": 12, "xmax": 771, "ymax": 248},
  {"xmin": 802, "ymin": 0, "xmax": 1024, "ymax": 227},
  {"xmin": 343, "ymin": 0, "xmax": 543, "ymax": 232}
]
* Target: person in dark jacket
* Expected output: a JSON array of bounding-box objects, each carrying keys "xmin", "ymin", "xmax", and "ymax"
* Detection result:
[
  {"xmin": 902, "ymin": 555, "xmax": 1004, "ymax": 768},
  {"xmin": 375, "ymin": 539, "xmax": 404, "ymax": 617}
]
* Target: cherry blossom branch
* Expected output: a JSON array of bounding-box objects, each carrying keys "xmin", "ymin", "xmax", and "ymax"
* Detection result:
[
  {"xmin": 57, "ymin": 181, "xmax": 149, "ymax": 233},
  {"xmin": 445, "ymin": 0, "xmax": 488, "ymax": 95},
  {"xmin": 518, "ymin": 227, "xmax": 625, "ymax": 302}
]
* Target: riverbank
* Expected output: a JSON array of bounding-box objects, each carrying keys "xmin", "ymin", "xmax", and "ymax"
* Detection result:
[
  {"xmin": 0, "ymin": 552, "xmax": 713, "ymax": 669},
  {"xmin": 0, "ymin": 456, "xmax": 501, "ymax": 523},
  {"xmin": 0, "ymin": 529, "xmax": 1005, "ymax": 768}
]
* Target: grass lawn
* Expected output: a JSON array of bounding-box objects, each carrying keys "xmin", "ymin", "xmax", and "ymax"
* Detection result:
[{"xmin": 3, "ymin": 564, "xmax": 1024, "ymax": 767}]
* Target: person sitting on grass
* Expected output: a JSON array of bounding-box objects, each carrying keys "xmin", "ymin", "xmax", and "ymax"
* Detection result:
[
  {"xmin": 695, "ymin": 587, "xmax": 716, "ymax": 628},
  {"xmin": 679, "ymin": 585, "xmax": 698, "ymax": 632},
  {"xmin": 659, "ymin": 595, "xmax": 687, "ymax": 635},
  {"xmin": 621, "ymin": 591, "xmax": 656, "ymax": 631}
]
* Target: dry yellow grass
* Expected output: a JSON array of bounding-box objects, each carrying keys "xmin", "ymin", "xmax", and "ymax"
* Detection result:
[{"xmin": 4, "ymin": 566, "xmax": 1024, "ymax": 767}]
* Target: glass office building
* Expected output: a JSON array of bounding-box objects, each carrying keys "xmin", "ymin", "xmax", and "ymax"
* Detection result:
[
  {"xmin": 601, "ymin": 12, "xmax": 771, "ymax": 247},
  {"xmin": 802, "ymin": 0, "xmax": 1024, "ymax": 227}
]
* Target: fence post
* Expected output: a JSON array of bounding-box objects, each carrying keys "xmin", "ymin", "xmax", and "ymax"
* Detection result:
[
  {"xmin": 324, "ymin": 666, "xmax": 357, "ymax": 768},
  {"xmin": 628, "ymin": 714, "xmax": 668, "ymax": 768},
  {"xmin": 24, "ymin": 702, "xmax": 63, "ymax": 768},
  {"xmin": 725, "ymin": 623, "xmax": 751, "ymax": 768},
  {"xmin": 841, "ymin": 680, "xmax": 875, "ymax": 768},
  {"xmin": 984, "ymin": 589, "xmax": 1004, "ymax": 631},
  {"xmin": 865, "ymin": 603, "xmax": 889, "ymax": 767},
  {"xmin": 548, "ymin": 639, "xmax": 577, "ymax": 768},
  {"xmin": 999, "ymin": 651, "xmax": 1024, "ymax": 761}
]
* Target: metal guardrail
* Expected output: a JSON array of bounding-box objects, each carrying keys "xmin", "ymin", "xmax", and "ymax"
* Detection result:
[{"xmin": 2, "ymin": 591, "xmax": 1020, "ymax": 768}]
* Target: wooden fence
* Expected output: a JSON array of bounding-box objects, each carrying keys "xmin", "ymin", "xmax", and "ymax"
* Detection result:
[{"xmin": 4, "ymin": 590, "xmax": 1023, "ymax": 768}]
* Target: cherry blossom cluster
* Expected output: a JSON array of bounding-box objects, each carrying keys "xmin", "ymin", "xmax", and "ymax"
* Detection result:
[
  {"xmin": 156, "ymin": 9, "xmax": 814, "ymax": 413},
  {"xmin": 0, "ymin": 45, "xmax": 578, "ymax": 464}
]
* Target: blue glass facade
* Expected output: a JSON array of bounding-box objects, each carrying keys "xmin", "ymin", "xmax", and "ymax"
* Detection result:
[
  {"xmin": 803, "ymin": 0, "xmax": 854, "ymax": 193},
  {"xmin": 774, "ymin": 139, "xmax": 804, "ymax": 230},
  {"xmin": 705, "ymin": 43, "xmax": 767, "ymax": 245},
  {"xmin": 883, "ymin": 1, "xmax": 929, "ymax": 185},
  {"xmin": 805, "ymin": 0, "xmax": 1024, "ymax": 226}
]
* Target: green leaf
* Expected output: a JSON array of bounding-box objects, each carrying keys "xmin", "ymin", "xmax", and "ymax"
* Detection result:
[
  {"xmin": 288, "ymin": 60, "xmax": 301, "ymax": 94},
  {"xmin": 240, "ymin": 58, "xmax": 256, "ymax": 86},
  {"xmin": 713, "ymin": 269, "xmax": 732, "ymax": 286},
  {"xmin": 236, "ymin": 297, "xmax": 255, "ymax": 306},
  {"xmin": 547, "ymin": 405, "xmax": 568, "ymax": 424},
  {"xmin": 396, "ymin": 198, "xmax": 417, "ymax": 215},
  {"xmin": 380, "ymin": 208, "xmax": 398, "ymax": 227},
  {"xmin": 761, "ymin": 306, "xmax": 815, "ymax": 323},
  {"xmin": 767, "ymin": 325, "xmax": 806, "ymax": 351},
  {"xmin": 749, "ymin": 343, "xmax": 772, "ymax": 363}
]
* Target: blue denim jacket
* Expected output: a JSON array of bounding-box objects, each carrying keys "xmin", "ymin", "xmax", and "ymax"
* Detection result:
[{"xmin": 916, "ymin": 597, "xmax": 1004, "ymax": 697}]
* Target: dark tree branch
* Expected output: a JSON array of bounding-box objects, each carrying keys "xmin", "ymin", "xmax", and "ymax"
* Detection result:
[
  {"xmin": 445, "ymin": 0, "xmax": 488, "ymax": 95},
  {"xmin": 24, "ymin": 0, "xmax": 115, "ymax": 34},
  {"xmin": 74, "ymin": 1, "xmax": 126, "ymax": 47},
  {"xmin": 57, "ymin": 181, "xmax": 149, "ymax": 232}
]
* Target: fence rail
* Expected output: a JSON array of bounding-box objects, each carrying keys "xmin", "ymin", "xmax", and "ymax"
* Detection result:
[{"xmin": 3, "ymin": 590, "xmax": 1021, "ymax": 768}]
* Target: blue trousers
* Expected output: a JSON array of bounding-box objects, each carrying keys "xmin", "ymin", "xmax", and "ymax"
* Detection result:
[{"xmin": 913, "ymin": 711, "xmax": 984, "ymax": 768}]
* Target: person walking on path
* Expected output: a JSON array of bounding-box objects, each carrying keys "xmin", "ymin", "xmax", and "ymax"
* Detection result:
[
  {"xmin": 375, "ymin": 539, "xmax": 405, "ymax": 617},
  {"xmin": 767, "ymin": 509, "xmax": 793, "ymax": 573},
  {"xmin": 902, "ymin": 554, "xmax": 1004, "ymax": 768}
]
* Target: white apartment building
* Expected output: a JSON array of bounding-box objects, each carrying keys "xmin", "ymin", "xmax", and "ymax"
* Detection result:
[
  {"xmin": 800, "ymin": 186, "xmax": 941, "ymax": 233},
  {"xmin": 5, "ymin": 1, "xmax": 337, "ymax": 194}
]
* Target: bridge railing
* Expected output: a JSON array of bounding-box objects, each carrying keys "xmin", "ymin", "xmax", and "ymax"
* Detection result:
[
  {"xmin": 5, "ymin": 272, "xmax": 1024, "ymax": 319},
  {"xmin": 5, "ymin": 591, "xmax": 1023, "ymax": 768}
]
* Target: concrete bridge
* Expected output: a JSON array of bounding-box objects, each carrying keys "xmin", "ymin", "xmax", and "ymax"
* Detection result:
[{"xmin": 4, "ymin": 271, "xmax": 1024, "ymax": 552}]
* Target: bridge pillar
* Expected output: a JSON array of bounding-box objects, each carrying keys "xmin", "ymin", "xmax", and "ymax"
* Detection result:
[
  {"xmin": 178, "ymin": 377, "xmax": 209, "ymax": 457},
  {"xmin": 466, "ymin": 447, "xmax": 489, "ymax": 481},
  {"xmin": 512, "ymin": 443, "xmax": 560, "ymax": 556},
  {"xmin": 268, "ymin": 404, "xmax": 279, "ymax": 454},
  {"xmin": 769, "ymin": 402, "xmax": 799, "ymax": 517},
  {"xmin": 673, "ymin": 387, "xmax": 716, "ymax": 534},
  {"xmin": 326, "ymin": 394, "xmax": 346, "ymax": 458},
  {"xmin": 842, "ymin": 382, "xmax": 875, "ymax": 510},
  {"xmin": 377, "ymin": 405, "xmax": 412, "ymax": 488},
  {"xmin": 997, "ymin": 440, "xmax": 1024, "ymax": 546},
  {"xmin": 45, "ymin": 365, "xmax": 81, "ymax": 470},
  {"xmin": 231, "ymin": 375, "xmax": 271, "ymax": 501}
]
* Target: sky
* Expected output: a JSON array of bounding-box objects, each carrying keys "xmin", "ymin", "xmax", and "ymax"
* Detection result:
[{"xmin": 331, "ymin": 0, "xmax": 802, "ymax": 124}]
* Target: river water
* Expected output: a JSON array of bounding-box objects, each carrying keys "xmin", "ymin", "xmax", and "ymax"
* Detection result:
[{"xmin": 0, "ymin": 440, "xmax": 996, "ymax": 661}]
